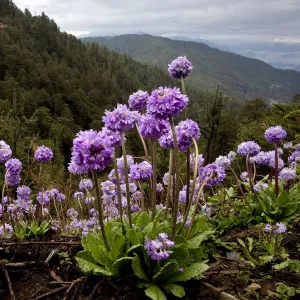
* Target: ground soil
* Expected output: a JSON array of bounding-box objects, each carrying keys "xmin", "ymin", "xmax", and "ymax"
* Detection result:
[{"xmin": 0, "ymin": 225, "xmax": 300, "ymax": 300}]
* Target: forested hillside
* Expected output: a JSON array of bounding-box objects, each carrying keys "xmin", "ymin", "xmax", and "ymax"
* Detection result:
[{"xmin": 82, "ymin": 34, "xmax": 300, "ymax": 101}]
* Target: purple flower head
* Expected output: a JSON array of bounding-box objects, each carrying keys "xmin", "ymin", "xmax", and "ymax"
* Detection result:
[
  {"xmin": 147, "ymin": 87, "xmax": 188, "ymax": 119},
  {"xmin": 215, "ymin": 155, "xmax": 231, "ymax": 169},
  {"xmin": 5, "ymin": 158, "xmax": 22, "ymax": 187},
  {"xmin": 36, "ymin": 191, "xmax": 50, "ymax": 205},
  {"xmin": 67, "ymin": 208, "xmax": 78, "ymax": 219},
  {"xmin": 269, "ymin": 155, "xmax": 284, "ymax": 170},
  {"xmin": 283, "ymin": 142, "xmax": 293, "ymax": 149},
  {"xmin": 0, "ymin": 223, "xmax": 13, "ymax": 238},
  {"xmin": 254, "ymin": 151, "xmax": 271, "ymax": 166},
  {"xmin": 227, "ymin": 151, "xmax": 237, "ymax": 161},
  {"xmin": 199, "ymin": 163, "xmax": 226, "ymax": 186},
  {"xmin": 17, "ymin": 185, "xmax": 30, "ymax": 202},
  {"xmin": 253, "ymin": 182, "xmax": 269, "ymax": 192},
  {"xmin": 128, "ymin": 90, "xmax": 149, "ymax": 111},
  {"xmin": 264, "ymin": 224, "xmax": 272, "ymax": 233},
  {"xmin": 130, "ymin": 161, "xmax": 153, "ymax": 181},
  {"xmin": 274, "ymin": 222, "xmax": 287, "ymax": 234},
  {"xmin": 108, "ymin": 169, "xmax": 126, "ymax": 184},
  {"xmin": 74, "ymin": 191, "xmax": 84, "ymax": 201},
  {"xmin": 132, "ymin": 191, "xmax": 142, "ymax": 202},
  {"xmin": 158, "ymin": 130, "xmax": 174, "ymax": 149},
  {"xmin": 42, "ymin": 208, "xmax": 49, "ymax": 216},
  {"xmin": 79, "ymin": 178, "xmax": 93, "ymax": 191},
  {"xmin": 120, "ymin": 182, "xmax": 137, "ymax": 194},
  {"xmin": 103, "ymin": 104, "xmax": 137, "ymax": 132},
  {"xmin": 176, "ymin": 119, "xmax": 200, "ymax": 152},
  {"xmin": 101, "ymin": 127, "xmax": 123, "ymax": 148},
  {"xmin": 288, "ymin": 150, "xmax": 300, "ymax": 166},
  {"xmin": 101, "ymin": 180, "xmax": 116, "ymax": 196},
  {"xmin": 117, "ymin": 155, "xmax": 134, "ymax": 174},
  {"xmin": 190, "ymin": 153, "xmax": 205, "ymax": 170},
  {"xmin": 90, "ymin": 208, "xmax": 98, "ymax": 217},
  {"xmin": 179, "ymin": 268, "xmax": 184, "ymax": 273},
  {"xmin": 69, "ymin": 130, "xmax": 114, "ymax": 174},
  {"xmin": 265, "ymin": 126, "xmax": 287, "ymax": 143},
  {"xmin": 237, "ymin": 141, "xmax": 261, "ymax": 157},
  {"xmin": 240, "ymin": 171, "xmax": 249, "ymax": 181},
  {"xmin": 34, "ymin": 145, "xmax": 53, "ymax": 162},
  {"xmin": 138, "ymin": 114, "xmax": 170, "ymax": 139},
  {"xmin": 0, "ymin": 141, "xmax": 12, "ymax": 162},
  {"xmin": 168, "ymin": 56, "xmax": 193, "ymax": 79},
  {"xmin": 156, "ymin": 183, "xmax": 163, "ymax": 193},
  {"xmin": 48, "ymin": 189, "xmax": 65, "ymax": 202},
  {"xmin": 201, "ymin": 204, "xmax": 213, "ymax": 217},
  {"xmin": 85, "ymin": 196, "xmax": 95, "ymax": 205},
  {"xmin": 279, "ymin": 167, "xmax": 296, "ymax": 181}
]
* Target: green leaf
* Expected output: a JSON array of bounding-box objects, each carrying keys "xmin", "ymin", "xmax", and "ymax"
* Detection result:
[
  {"xmin": 237, "ymin": 238, "xmax": 246, "ymax": 248},
  {"xmin": 126, "ymin": 228, "xmax": 142, "ymax": 246},
  {"xmin": 276, "ymin": 191, "xmax": 290, "ymax": 207},
  {"xmin": 187, "ymin": 231, "xmax": 214, "ymax": 249},
  {"xmin": 132, "ymin": 254, "xmax": 148, "ymax": 281},
  {"xmin": 127, "ymin": 244, "xmax": 144, "ymax": 256},
  {"xmin": 76, "ymin": 250, "xmax": 97, "ymax": 264},
  {"xmin": 168, "ymin": 243, "xmax": 189, "ymax": 266},
  {"xmin": 113, "ymin": 257, "xmax": 133, "ymax": 276},
  {"xmin": 137, "ymin": 281, "xmax": 150, "ymax": 288},
  {"xmin": 167, "ymin": 262, "xmax": 209, "ymax": 283},
  {"xmin": 144, "ymin": 284, "xmax": 167, "ymax": 300},
  {"xmin": 75, "ymin": 257, "xmax": 112, "ymax": 276},
  {"xmin": 259, "ymin": 255, "xmax": 274, "ymax": 264},
  {"xmin": 136, "ymin": 212, "xmax": 151, "ymax": 228},
  {"xmin": 247, "ymin": 237, "xmax": 254, "ymax": 252},
  {"xmin": 85, "ymin": 233, "xmax": 108, "ymax": 265},
  {"xmin": 109, "ymin": 233, "xmax": 126, "ymax": 261},
  {"xmin": 153, "ymin": 260, "xmax": 179, "ymax": 283},
  {"xmin": 163, "ymin": 283, "xmax": 185, "ymax": 298}
]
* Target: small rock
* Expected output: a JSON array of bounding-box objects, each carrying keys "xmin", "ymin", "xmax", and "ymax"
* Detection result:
[
  {"xmin": 219, "ymin": 292, "xmax": 239, "ymax": 300},
  {"xmin": 246, "ymin": 283, "xmax": 261, "ymax": 292}
]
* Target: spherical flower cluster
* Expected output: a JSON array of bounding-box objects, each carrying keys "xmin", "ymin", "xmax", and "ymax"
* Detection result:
[
  {"xmin": 201, "ymin": 204, "xmax": 213, "ymax": 217},
  {"xmin": 69, "ymin": 130, "xmax": 114, "ymax": 174},
  {"xmin": 138, "ymin": 114, "xmax": 169, "ymax": 139},
  {"xmin": 144, "ymin": 233, "xmax": 175, "ymax": 260},
  {"xmin": 175, "ymin": 119, "xmax": 200, "ymax": 152},
  {"xmin": 283, "ymin": 142, "xmax": 293, "ymax": 149},
  {"xmin": 130, "ymin": 161, "xmax": 153, "ymax": 181},
  {"xmin": 117, "ymin": 155, "xmax": 135, "ymax": 174},
  {"xmin": 0, "ymin": 141, "xmax": 12, "ymax": 162},
  {"xmin": 158, "ymin": 131, "xmax": 174, "ymax": 149},
  {"xmin": 5, "ymin": 158, "xmax": 22, "ymax": 187},
  {"xmin": 128, "ymin": 90, "xmax": 149, "ymax": 111},
  {"xmin": 215, "ymin": 155, "xmax": 231, "ymax": 169},
  {"xmin": 168, "ymin": 56, "xmax": 193, "ymax": 79},
  {"xmin": 264, "ymin": 223, "xmax": 287, "ymax": 234},
  {"xmin": 79, "ymin": 178, "xmax": 93, "ymax": 191},
  {"xmin": 34, "ymin": 145, "xmax": 53, "ymax": 162},
  {"xmin": 67, "ymin": 208, "xmax": 78, "ymax": 219},
  {"xmin": 103, "ymin": 104, "xmax": 137, "ymax": 132},
  {"xmin": 264, "ymin": 126, "xmax": 287, "ymax": 143},
  {"xmin": 279, "ymin": 168, "xmax": 297, "ymax": 181},
  {"xmin": 17, "ymin": 185, "xmax": 31, "ymax": 202},
  {"xmin": 288, "ymin": 149, "xmax": 300, "ymax": 166},
  {"xmin": 147, "ymin": 87, "xmax": 188, "ymax": 119},
  {"xmin": 48, "ymin": 188, "xmax": 65, "ymax": 202},
  {"xmin": 253, "ymin": 151, "xmax": 271, "ymax": 166},
  {"xmin": 156, "ymin": 183, "xmax": 163, "ymax": 193},
  {"xmin": 269, "ymin": 155, "xmax": 284, "ymax": 170},
  {"xmin": 0, "ymin": 223, "xmax": 13, "ymax": 238},
  {"xmin": 237, "ymin": 141, "xmax": 261, "ymax": 157},
  {"xmin": 36, "ymin": 191, "xmax": 50, "ymax": 205},
  {"xmin": 190, "ymin": 153, "xmax": 204, "ymax": 170},
  {"xmin": 101, "ymin": 127, "xmax": 123, "ymax": 148},
  {"xmin": 240, "ymin": 171, "xmax": 248, "ymax": 181},
  {"xmin": 253, "ymin": 182, "xmax": 269, "ymax": 192},
  {"xmin": 227, "ymin": 151, "xmax": 237, "ymax": 161},
  {"xmin": 199, "ymin": 163, "xmax": 226, "ymax": 186},
  {"xmin": 74, "ymin": 191, "xmax": 84, "ymax": 201}
]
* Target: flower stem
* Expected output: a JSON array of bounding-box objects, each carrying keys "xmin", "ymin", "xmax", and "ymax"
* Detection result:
[
  {"xmin": 169, "ymin": 117, "xmax": 180, "ymax": 240},
  {"xmin": 135, "ymin": 122, "xmax": 149, "ymax": 158},
  {"xmin": 246, "ymin": 155, "xmax": 254, "ymax": 193},
  {"xmin": 113, "ymin": 151, "xmax": 123, "ymax": 222},
  {"xmin": 138, "ymin": 182, "xmax": 146, "ymax": 212},
  {"xmin": 163, "ymin": 149, "xmax": 173, "ymax": 221},
  {"xmin": 181, "ymin": 76, "xmax": 188, "ymax": 118},
  {"xmin": 274, "ymin": 144, "xmax": 279, "ymax": 197},
  {"xmin": 228, "ymin": 165, "xmax": 245, "ymax": 200},
  {"xmin": 181, "ymin": 138, "xmax": 199, "ymax": 231},
  {"xmin": 92, "ymin": 171, "xmax": 110, "ymax": 252},
  {"xmin": 120, "ymin": 133, "xmax": 133, "ymax": 228},
  {"xmin": 151, "ymin": 138, "xmax": 157, "ymax": 220}
]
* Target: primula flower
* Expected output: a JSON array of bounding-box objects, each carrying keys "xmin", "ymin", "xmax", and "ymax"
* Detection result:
[
  {"xmin": 176, "ymin": 119, "xmax": 200, "ymax": 152},
  {"xmin": 17, "ymin": 185, "xmax": 30, "ymax": 202},
  {"xmin": 34, "ymin": 145, "xmax": 53, "ymax": 162},
  {"xmin": 253, "ymin": 182, "xmax": 269, "ymax": 192},
  {"xmin": 138, "ymin": 114, "xmax": 169, "ymax": 139},
  {"xmin": 147, "ymin": 87, "xmax": 188, "ymax": 119},
  {"xmin": 190, "ymin": 153, "xmax": 205, "ymax": 170},
  {"xmin": 156, "ymin": 183, "xmax": 163, "ymax": 193},
  {"xmin": 199, "ymin": 163, "xmax": 226, "ymax": 186},
  {"xmin": 69, "ymin": 130, "xmax": 113, "ymax": 174},
  {"xmin": 227, "ymin": 151, "xmax": 237, "ymax": 161},
  {"xmin": 5, "ymin": 158, "xmax": 22, "ymax": 187},
  {"xmin": 237, "ymin": 141, "xmax": 260, "ymax": 157},
  {"xmin": 36, "ymin": 191, "xmax": 50, "ymax": 205},
  {"xmin": 128, "ymin": 90, "xmax": 149, "ymax": 111},
  {"xmin": 215, "ymin": 155, "xmax": 231, "ymax": 169},
  {"xmin": 67, "ymin": 208, "xmax": 78, "ymax": 219},
  {"xmin": 283, "ymin": 142, "xmax": 293, "ymax": 149},
  {"xmin": 101, "ymin": 127, "xmax": 123, "ymax": 148},
  {"xmin": 240, "ymin": 171, "xmax": 248, "ymax": 181},
  {"xmin": 279, "ymin": 167, "xmax": 296, "ymax": 181},
  {"xmin": 0, "ymin": 223, "xmax": 13, "ymax": 238},
  {"xmin": 130, "ymin": 161, "xmax": 153, "ymax": 181},
  {"xmin": 264, "ymin": 126, "xmax": 287, "ymax": 143},
  {"xmin": 168, "ymin": 56, "xmax": 193, "ymax": 79},
  {"xmin": 79, "ymin": 178, "xmax": 93, "ymax": 191},
  {"xmin": 48, "ymin": 189, "xmax": 65, "ymax": 202},
  {"xmin": 117, "ymin": 155, "xmax": 135, "ymax": 174},
  {"xmin": 274, "ymin": 222, "xmax": 287, "ymax": 234},
  {"xmin": 103, "ymin": 104, "xmax": 137, "ymax": 132},
  {"xmin": 74, "ymin": 191, "xmax": 84, "ymax": 201},
  {"xmin": 101, "ymin": 180, "xmax": 116, "ymax": 196},
  {"xmin": 0, "ymin": 141, "xmax": 12, "ymax": 162}
]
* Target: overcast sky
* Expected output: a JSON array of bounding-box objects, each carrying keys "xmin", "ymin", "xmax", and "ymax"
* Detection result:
[{"xmin": 15, "ymin": 0, "xmax": 300, "ymax": 44}]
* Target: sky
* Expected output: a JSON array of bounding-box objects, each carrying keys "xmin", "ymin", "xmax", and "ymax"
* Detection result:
[{"xmin": 15, "ymin": 0, "xmax": 300, "ymax": 70}]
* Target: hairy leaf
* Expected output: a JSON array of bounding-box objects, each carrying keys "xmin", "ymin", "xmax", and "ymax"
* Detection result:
[{"xmin": 144, "ymin": 284, "xmax": 167, "ymax": 300}]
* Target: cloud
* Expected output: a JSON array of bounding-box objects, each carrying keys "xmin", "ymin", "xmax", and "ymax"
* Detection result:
[{"xmin": 14, "ymin": 0, "xmax": 300, "ymax": 42}]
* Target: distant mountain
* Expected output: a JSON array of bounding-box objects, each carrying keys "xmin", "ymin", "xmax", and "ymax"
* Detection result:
[{"xmin": 81, "ymin": 34, "xmax": 300, "ymax": 101}]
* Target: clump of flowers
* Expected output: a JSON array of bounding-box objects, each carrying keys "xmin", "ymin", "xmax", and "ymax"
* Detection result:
[
  {"xmin": 34, "ymin": 145, "xmax": 53, "ymax": 162},
  {"xmin": 283, "ymin": 142, "xmax": 293, "ymax": 149},
  {"xmin": 279, "ymin": 168, "xmax": 297, "ymax": 181},
  {"xmin": 264, "ymin": 126, "xmax": 287, "ymax": 143},
  {"xmin": 79, "ymin": 178, "xmax": 93, "ymax": 191},
  {"xmin": 128, "ymin": 90, "xmax": 149, "ymax": 111},
  {"xmin": 130, "ymin": 161, "xmax": 153, "ymax": 181},
  {"xmin": 237, "ymin": 141, "xmax": 261, "ymax": 157},
  {"xmin": 175, "ymin": 119, "xmax": 200, "ymax": 152},
  {"xmin": 138, "ymin": 114, "xmax": 169, "ymax": 139},
  {"xmin": 0, "ymin": 140, "xmax": 12, "ymax": 162},
  {"xmin": 264, "ymin": 222, "xmax": 287, "ymax": 234},
  {"xmin": 5, "ymin": 158, "xmax": 22, "ymax": 187},
  {"xmin": 199, "ymin": 163, "xmax": 226, "ymax": 186},
  {"xmin": 144, "ymin": 233, "xmax": 175, "ymax": 260},
  {"xmin": 253, "ymin": 181, "xmax": 269, "ymax": 192},
  {"xmin": 168, "ymin": 56, "xmax": 193, "ymax": 79},
  {"xmin": 147, "ymin": 87, "xmax": 188, "ymax": 119}
]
